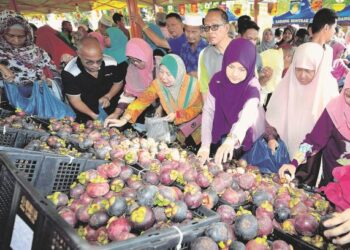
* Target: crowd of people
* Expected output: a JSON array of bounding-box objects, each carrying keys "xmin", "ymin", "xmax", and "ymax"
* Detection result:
[{"xmin": 1, "ymin": 7, "xmax": 350, "ymax": 243}]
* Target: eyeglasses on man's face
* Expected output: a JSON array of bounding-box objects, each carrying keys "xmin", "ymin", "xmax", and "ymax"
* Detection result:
[{"xmin": 201, "ymin": 23, "xmax": 226, "ymax": 32}]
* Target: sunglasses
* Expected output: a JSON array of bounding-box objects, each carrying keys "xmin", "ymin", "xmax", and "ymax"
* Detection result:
[{"xmin": 201, "ymin": 23, "xmax": 226, "ymax": 32}]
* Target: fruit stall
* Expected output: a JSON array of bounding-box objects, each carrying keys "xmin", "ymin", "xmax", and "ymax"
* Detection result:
[{"xmin": 0, "ymin": 107, "xmax": 347, "ymax": 250}]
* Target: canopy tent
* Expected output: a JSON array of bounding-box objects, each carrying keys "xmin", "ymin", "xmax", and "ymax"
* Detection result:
[
  {"xmin": 273, "ymin": 0, "xmax": 315, "ymax": 26},
  {"xmin": 1, "ymin": 0, "xmax": 210, "ymax": 15},
  {"xmin": 337, "ymin": 5, "xmax": 350, "ymax": 25},
  {"xmin": 226, "ymin": 8, "xmax": 238, "ymax": 22}
]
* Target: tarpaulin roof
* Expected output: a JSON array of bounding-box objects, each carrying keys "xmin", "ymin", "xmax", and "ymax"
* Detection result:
[
  {"xmin": 0, "ymin": 0, "xmax": 150, "ymax": 14},
  {"xmin": 0, "ymin": 0, "xmax": 208, "ymax": 15},
  {"xmin": 273, "ymin": 0, "xmax": 315, "ymax": 26}
]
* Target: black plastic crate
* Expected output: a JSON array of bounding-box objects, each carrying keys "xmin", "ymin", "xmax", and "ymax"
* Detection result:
[
  {"xmin": 0, "ymin": 153, "xmax": 220, "ymax": 250},
  {"xmin": 0, "ymin": 107, "xmax": 13, "ymax": 119},
  {"xmin": 0, "ymin": 126, "xmax": 48, "ymax": 148}
]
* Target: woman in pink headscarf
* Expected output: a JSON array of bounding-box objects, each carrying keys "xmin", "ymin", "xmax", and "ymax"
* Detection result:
[
  {"xmin": 279, "ymin": 71, "xmax": 350, "ymax": 187},
  {"xmin": 331, "ymin": 42, "xmax": 349, "ymax": 87},
  {"xmin": 265, "ymin": 42, "xmax": 339, "ymax": 185},
  {"xmin": 106, "ymin": 38, "xmax": 154, "ymax": 119}
]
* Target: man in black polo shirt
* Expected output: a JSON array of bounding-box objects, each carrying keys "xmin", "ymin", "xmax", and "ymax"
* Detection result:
[{"xmin": 62, "ymin": 37, "xmax": 125, "ymax": 122}]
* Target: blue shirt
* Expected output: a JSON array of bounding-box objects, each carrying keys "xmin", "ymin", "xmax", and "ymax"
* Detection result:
[
  {"xmin": 168, "ymin": 33, "xmax": 187, "ymax": 56},
  {"xmin": 180, "ymin": 39, "xmax": 208, "ymax": 73}
]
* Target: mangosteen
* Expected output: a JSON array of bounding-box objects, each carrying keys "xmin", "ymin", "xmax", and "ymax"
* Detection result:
[
  {"xmin": 205, "ymin": 222, "xmax": 233, "ymax": 246},
  {"xmin": 191, "ymin": 236, "xmax": 219, "ymax": 250},
  {"xmin": 130, "ymin": 206, "xmax": 155, "ymax": 230},
  {"xmin": 229, "ymin": 241, "xmax": 246, "ymax": 250},
  {"xmin": 275, "ymin": 207, "xmax": 291, "ymax": 223},
  {"xmin": 252, "ymin": 190, "xmax": 273, "ymax": 207},
  {"xmin": 234, "ymin": 214, "xmax": 259, "ymax": 241},
  {"xmin": 108, "ymin": 196, "xmax": 127, "ymax": 217},
  {"xmin": 89, "ymin": 211, "xmax": 109, "ymax": 228},
  {"xmin": 136, "ymin": 185, "xmax": 158, "ymax": 207}
]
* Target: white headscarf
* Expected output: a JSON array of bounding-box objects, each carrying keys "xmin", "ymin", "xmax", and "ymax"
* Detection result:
[{"xmin": 266, "ymin": 42, "xmax": 339, "ymax": 157}]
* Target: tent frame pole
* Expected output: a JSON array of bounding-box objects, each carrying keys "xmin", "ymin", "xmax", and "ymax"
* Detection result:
[{"xmin": 127, "ymin": 0, "xmax": 142, "ymax": 38}]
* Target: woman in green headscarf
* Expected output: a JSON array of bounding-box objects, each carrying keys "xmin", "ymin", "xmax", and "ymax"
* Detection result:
[
  {"xmin": 103, "ymin": 27, "xmax": 128, "ymax": 79},
  {"xmin": 104, "ymin": 54, "xmax": 203, "ymax": 145}
]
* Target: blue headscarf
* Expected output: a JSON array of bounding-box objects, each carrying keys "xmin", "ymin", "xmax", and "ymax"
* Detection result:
[{"xmin": 104, "ymin": 27, "xmax": 127, "ymax": 63}]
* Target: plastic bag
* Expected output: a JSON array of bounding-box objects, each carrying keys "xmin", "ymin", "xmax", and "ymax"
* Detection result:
[
  {"xmin": 242, "ymin": 137, "xmax": 290, "ymax": 174},
  {"xmin": 145, "ymin": 116, "xmax": 176, "ymax": 143},
  {"xmin": 97, "ymin": 104, "xmax": 108, "ymax": 122},
  {"xmin": 4, "ymin": 81, "xmax": 75, "ymax": 119}
]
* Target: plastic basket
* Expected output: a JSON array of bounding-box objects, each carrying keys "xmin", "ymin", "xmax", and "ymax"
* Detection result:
[
  {"xmin": 0, "ymin": 152, "xmax": 220, "ymax": 250},
  {"xmin": 0, "ymin": 108, "xmax": 13, "ymax": 119},
  {"xmin": 0, "ymin": 126, "xmax": 48, "ymax": 148}
]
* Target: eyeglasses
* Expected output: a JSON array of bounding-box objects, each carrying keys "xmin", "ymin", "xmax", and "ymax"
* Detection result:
[
  {"xmin": 127, "ymin": 56, "xmax": 143, "ymax": 65},
  {"xmin": 83, "ymin": 58, "xmax": 103, "ymax": 66},
  {"xmin": 201, "ymin": 23, "xmax": 226, "ymax": 32}
]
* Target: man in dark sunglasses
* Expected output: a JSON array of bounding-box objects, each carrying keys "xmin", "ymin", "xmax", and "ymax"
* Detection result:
[
  {"xmin": 62, "ymin": 37, "xmax": 125, "ymax": 122},
  {"xmin": 198, "ymin": 8, "xmax": 232, "ymax": 102}
]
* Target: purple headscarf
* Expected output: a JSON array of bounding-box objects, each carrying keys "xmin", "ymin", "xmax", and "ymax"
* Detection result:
[{"xmin": 209, "ymin": 38, "xmax": 260, "ymax": 144}]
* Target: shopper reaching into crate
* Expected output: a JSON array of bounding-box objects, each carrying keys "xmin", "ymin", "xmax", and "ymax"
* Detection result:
[
  {"xmin": 104, "ymin": 54, "xmax": 203, "ymax": 146},
  {"xmin": 279, "ymin": 72, "xmax": 350, "ymax": 187},
  {"xmin": 196, "ymin": 38, "xmax": 265, "ymax": 166},
  {"xmin": 0, "ymin": 10, "xmax": 62, "ymax": 99}
]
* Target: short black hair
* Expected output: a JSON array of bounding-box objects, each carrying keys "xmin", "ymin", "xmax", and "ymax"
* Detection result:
[
  {"xmin": 240, "ymin": 20, "xmax": 260, "ymax": 35},
  {"xmin": 166, "ymin": 13, "xmax": 182, "ymax": 23},
  {"xmin": 307, "ymin": 23, "xmax": 313, "ymax": 30},
  {"xmin": 335, "ymin": 25, "xmax": 340, "ymax": 34},
  {"xmin": 206, "ymin": 8, "xmax": 229, "ymax": 24},
  {"xmin": 112, "ymin": 13, "xmax": 123, "ymax": 23},
  {"xmin": 296, "ymin": 28, "xmax": 309, "ymax": 39},
  {"xmin": 237, "ymin": 15, "xmax": 251, "ymax": 34},
  {"xmin": 274, "ymin": 28, "xmax": 282, "ymax": 37},
  {"xmin": 61, "ymin": 20, "xmax": 70, "ymax": 28},
  {"xmin": 312, "ymin": 8, "xmax": 337, "ymax": 34}
]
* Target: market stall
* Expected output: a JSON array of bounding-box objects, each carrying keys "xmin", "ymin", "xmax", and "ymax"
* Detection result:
[{"xmin": 272, "ymin": 0, "xmax": 315, "ymax": 26}]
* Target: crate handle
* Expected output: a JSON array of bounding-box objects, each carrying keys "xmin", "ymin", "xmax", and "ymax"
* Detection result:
[
  {"xmin": 172, "ymin": 225, "xmax": 183, "ymax": 250},
  {"xmin": 66, "ymin": 155, "xmax": 75, "ymax": 164}
]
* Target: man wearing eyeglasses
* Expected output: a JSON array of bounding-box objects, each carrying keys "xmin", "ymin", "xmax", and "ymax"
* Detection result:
[
  {"xmin": 180, "ymin": 15, "xmax": 208, "ymax": 78},
  {"xmin": 62, "ymin": 37, "xmax": 125, "ymax": 123},
  {"xmin": 197, "ymin": 8, "xmax": 232, "ymax": 102}
]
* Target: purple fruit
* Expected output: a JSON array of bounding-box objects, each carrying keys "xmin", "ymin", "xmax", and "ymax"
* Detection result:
[
  {"xmin": 191, "ymin": 236, "xmax": 219, "ymax": 250},
  {"xmin": 253, "ymin": 190, "xmax": 273, "ymax": 207},
  {"xmin": 130, "ymin": 206, "xmax": 155, "ymax": 230},
  {"xmin": 136, "ymin": 185, "xmax": 158, "ymax": 207},
  {"xmin": 275, "ymin": 207, "xmax": 291, "ymax": 223},
  {"xmin": 89, "ymin": 211, "xmax": 109, "ymax": 228},
  {"xmin": 196, "ymin": 170, "xmax": 213, "ymax": 188},
  {"xmin": 58, "ymin": 207, "xmax": 77, "ymax": 227},
  {"xmin": 47, "ymin": 192, "xmax": 69, "ymax": 208},
  {"xmin": 271, "ymin": 240, "xmax": 290, "ymax": 250},
  {"xmin": 234, "ymin": 214, "xmax": 259, "ymax": 241},
  {"xmin": 70, "ymin": 182, "xmax": 85, "ymax": 199},
  {"xmin": 202, "ymin": 189, "xmax": 219, "ymax": 210},
  {"xmin": 119, "ymin": 166, "xmax": 133, "ymax": 180},
  {"xmin": 294, "ymin": 214, "xmax": 318, "ymax": 236},
  {"xmin": 165, "ymin": 201, "xmax": 188, "ymax": 222},
  {"xmin": 108, "ymin": 196, "xmax": 127, "ymax": 217},
  {"xmin": 107, "ymin": 217, "xmax": 131, "ymax": 241},
  {"xmin": 257, "ymin": 216, "xmax": 273, "ymax": 237},
  {"xmin": 142, "ymin": 171, "xmax": 160, "ymax": 185},
  {"xmin": 184, "ymin": 191, "xmax": 203, "ymax": 209},
  {"xmin": 230, "ymin": 241, "xmax": 246, "ymax": 250},
  {"xmin": 205, "ymin": 222, "xmax": 233, "ymax": 246},
  {"xmin": 217, "ymin": 205, "xmax": 236, "ymax": 225},
  {"xmin": 76, "ymin": 205, "xmax": 90, "ymax": 223},
  {"xmin": 153, "ymin": 207, "xmax": 167, "ymax": 222}
]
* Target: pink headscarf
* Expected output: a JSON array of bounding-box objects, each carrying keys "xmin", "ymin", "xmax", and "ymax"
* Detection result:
[
  {"xmin": 326, "ymin": 72, "xmax": 350, "ymax": 140},
  {"xmin": 124, "ymin": 38, "xmax": 154, "ymax": 97},
  {"xmin": 332, "ymin": 42, "xmax": 346, "ymax": 61},
  {"xmin": 266, "ymin": 42, "xmax": 339, "ymax": 157},
  {"xmin": 88, "ymin": 32, "xmax": 105, "ymax": 49}
]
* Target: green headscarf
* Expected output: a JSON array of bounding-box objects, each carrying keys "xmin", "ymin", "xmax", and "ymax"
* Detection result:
[
  {"xmin": 104, "ymin": 27, "xmax": 127, "ymax": 63},
  {"xmin": 159, "ymin": 54, "xmax": 186, "ymax": 100}
]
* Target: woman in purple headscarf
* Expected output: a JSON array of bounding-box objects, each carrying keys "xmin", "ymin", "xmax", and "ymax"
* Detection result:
[{"xmin": 197, "ymin": 38, "xmax": 265, "ymax": 165}]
